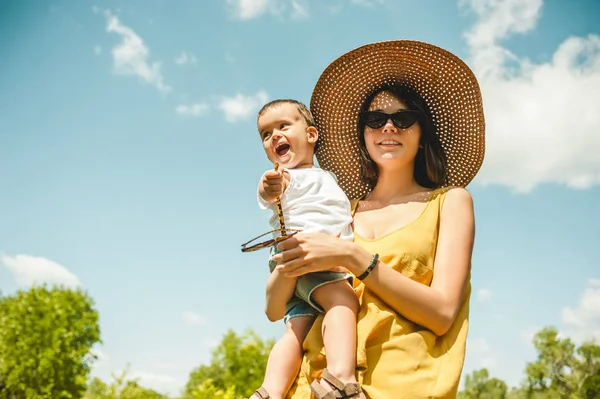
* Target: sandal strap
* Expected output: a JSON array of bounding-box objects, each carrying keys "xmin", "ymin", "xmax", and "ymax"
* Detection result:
[
  {"xmin": 321, "ymin": 369, "xmax": 346, "ymax": 391},
  {"xmin": 320, "ymin": 369, "xmax": 362, "ymax": 398},
  {"xmin": 254, "ymin": 387, "xmax": 270, "ymax": 399}
]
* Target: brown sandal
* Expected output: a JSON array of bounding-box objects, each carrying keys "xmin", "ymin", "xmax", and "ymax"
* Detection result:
[
  {"xmin": 309, "ymin": 369, "xmax": 363, "ymax": 399},
  {"xmin": 249, "ymin": 387, "xmax": 270, "ymax": 399}
]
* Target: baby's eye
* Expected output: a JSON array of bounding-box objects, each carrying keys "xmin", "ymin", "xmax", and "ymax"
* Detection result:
[
  {"xmin": 280, "ymin": 123, "xmax": 288, "ymax": 129},
  {"xmin": 262, "ymin": 131, "xmax": 272, "ymax": 140}
]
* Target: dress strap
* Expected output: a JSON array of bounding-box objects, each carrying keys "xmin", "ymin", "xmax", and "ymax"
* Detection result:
[{"xmin": 350, "ymin": 199, "xmax": 360, "ymax": 217}]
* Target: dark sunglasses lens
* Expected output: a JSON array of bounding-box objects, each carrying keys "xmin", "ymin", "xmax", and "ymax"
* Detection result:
[
  {"xmin": 363, "ymin": 111, "xmax": 419, "ymax": 129},
  {"xmin": 363, "ymin": 113, "xmax": 387, "ymax": 129},
  {"xmin": 391, "ymin": 112, "xmax": 419, "ymax": 129}
]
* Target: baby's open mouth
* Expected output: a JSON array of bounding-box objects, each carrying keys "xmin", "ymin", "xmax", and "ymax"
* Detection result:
[{"xmin": 275, "ymin": 143, "xmax": 291, "ymax": 156}]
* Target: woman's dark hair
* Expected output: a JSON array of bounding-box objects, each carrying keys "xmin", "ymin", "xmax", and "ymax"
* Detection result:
[{"xmin": 357, "ymin": 83, "xmax": 448, "ymax": 190}]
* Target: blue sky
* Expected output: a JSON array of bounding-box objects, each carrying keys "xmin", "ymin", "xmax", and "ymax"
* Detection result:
[{"xmin": 1, "ymin": 0, "xmax": 599, "ymax": 395}]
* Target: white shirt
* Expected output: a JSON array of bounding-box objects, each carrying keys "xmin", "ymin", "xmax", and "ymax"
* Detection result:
[{"xmin": 257, "ymin": 168, "xmax": 353, "ymax": 241}]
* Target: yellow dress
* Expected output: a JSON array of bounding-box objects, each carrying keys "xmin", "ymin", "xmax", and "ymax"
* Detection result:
[{"xmin": 286, "ymin": 188, "xmax": 470, "ymax": 399}]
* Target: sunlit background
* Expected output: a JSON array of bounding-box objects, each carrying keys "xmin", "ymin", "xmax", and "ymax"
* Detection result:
[{"xmin": 1, "ymin": 0, "xmax": 599, "ymax": 395}]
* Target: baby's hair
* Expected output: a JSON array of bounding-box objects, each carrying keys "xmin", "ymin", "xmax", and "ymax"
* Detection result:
[{"xmin": 257, "ymin": 99, "xmax": 316, "ymax": 128}]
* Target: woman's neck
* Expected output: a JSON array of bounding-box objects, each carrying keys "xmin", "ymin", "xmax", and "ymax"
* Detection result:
[{"xmin": 367, "ymin": 165, "xmax": 424, "ymax": 203}]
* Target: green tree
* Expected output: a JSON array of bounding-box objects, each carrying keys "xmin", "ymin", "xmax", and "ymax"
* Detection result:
[
  {"xmin": 83, "ymin": 368, "xmax": 169, "ymax": 399},
  {"xmin": 458, "ymin": 368, "xmax": 508, "ymax": 399},
  {"xmin": 183, "ymin": 329, "xmax": 275, "ymax": 399},
  {"xmin": 0, "ymin": 285, "xmax": 101, "ymax": 399},
  {"xmin": 458, "ymin": 327, "xmax": 600, "ymax": 399},
  {"xmin": 575, "ymin": 341, "xmax": 600, "ymax": 398},
  {"xmin": 187, "ymin": 379, "xmax": 236, "ymax": 399},
  {"xmin": 519, "ymin": 327, "xmax": 599, "ymax": 398}
]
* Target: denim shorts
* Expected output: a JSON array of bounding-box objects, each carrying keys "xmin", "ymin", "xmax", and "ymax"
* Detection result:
[{"xmin": 269, "ymin": 246, "xmax": 353, "ymax": 324}]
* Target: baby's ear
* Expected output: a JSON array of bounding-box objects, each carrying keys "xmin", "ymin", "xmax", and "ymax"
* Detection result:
[{"xmin": 306, "ymin": 126, "xmax": 319, "ymax": 144}]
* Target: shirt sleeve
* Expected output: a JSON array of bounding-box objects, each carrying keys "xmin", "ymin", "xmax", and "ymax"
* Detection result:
[
  {"xmin": 257, "ymin": 191, "xmax": 275, "ymax": 210},
  {"xmin": 257, "ymin": 169, "xmax": 294, "ymax": 210}
]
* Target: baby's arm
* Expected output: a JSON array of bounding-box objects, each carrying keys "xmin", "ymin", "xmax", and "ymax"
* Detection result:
[
  {"xmin": 265, "ymin": 265, "xmax": 297, "ymax": 322},
  {"xmin": 257, "ymin": 167, "xmax": 290, "ymax": 204}
]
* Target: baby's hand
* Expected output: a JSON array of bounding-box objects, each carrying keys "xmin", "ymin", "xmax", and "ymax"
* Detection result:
[{"xmin": 260, "ymin": 168, "xmax": 284, "ymax": 201}]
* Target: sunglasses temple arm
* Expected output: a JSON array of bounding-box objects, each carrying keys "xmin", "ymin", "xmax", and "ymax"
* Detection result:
[
  {"xmin": 241, "ymin": 230, "xmax": 277, "ymax": 248},
  {"xmin": 272, "ymin": 162, "xmax": 288, "ymax": 237},
  {"xmin": 276, "ymin": 197, "xmax": 287, "ymax": 237}
]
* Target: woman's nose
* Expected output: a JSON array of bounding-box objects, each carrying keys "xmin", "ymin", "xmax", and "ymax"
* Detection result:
[{"xmin": 382, "ymin": 119, "xmax": 397, "ymax": 133}]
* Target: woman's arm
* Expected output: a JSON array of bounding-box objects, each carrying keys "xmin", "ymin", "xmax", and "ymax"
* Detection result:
[{"xmin": 275, "ymin": 187, "xmax": 475, "ymax": 335}]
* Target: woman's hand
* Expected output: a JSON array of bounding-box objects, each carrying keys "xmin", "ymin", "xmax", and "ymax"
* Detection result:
[{"xmin": 272, "ymin": 233, "xmax": 351, "ymax": 277}]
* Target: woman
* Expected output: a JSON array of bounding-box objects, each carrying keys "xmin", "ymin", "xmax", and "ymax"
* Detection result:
[{"xmin": 271, "ymin": 40, "xmax": 486, "ymax": 398}]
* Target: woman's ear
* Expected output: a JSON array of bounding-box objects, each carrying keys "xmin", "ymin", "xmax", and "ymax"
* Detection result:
[{"xmin": 306, "ymin": 126, "xmax": 319, "ymax": 144}]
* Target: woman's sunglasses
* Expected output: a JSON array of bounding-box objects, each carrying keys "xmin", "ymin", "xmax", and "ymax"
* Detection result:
[{"xmin": 360, "ymin": 110, "xmax": 421, "ymax": 130}]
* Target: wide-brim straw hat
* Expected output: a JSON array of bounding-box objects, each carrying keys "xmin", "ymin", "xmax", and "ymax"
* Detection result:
[{"xmin": 310, "ymin": 40, "xmax": 485, "ymax": 200}]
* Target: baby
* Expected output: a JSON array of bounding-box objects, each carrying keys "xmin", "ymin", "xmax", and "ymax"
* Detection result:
[{"xmin": 248, "ymin": 99, "xmax": 363, "ymax": 399}]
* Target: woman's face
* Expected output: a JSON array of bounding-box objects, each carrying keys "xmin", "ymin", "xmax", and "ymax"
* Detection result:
[{"xmin": 363, "ymin": 90, "xmax": 422, "ymax": 169}]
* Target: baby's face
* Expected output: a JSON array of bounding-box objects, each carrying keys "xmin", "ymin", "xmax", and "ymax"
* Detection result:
[{"xmin": 257, "ymin": 103, "xmax": 317, "ymax": 169}]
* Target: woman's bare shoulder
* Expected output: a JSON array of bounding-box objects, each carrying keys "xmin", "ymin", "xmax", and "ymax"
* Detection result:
[{"xmin": 441, "ymin": 187, "xmax": 474, "ymax": 214}]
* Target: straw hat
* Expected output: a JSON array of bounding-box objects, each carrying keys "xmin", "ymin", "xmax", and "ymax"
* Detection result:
[{"xmin": 310, "ymin": 40, "xmax": 485, "ymax": 200}]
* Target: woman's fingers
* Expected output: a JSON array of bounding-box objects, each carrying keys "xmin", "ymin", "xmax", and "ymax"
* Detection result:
[
  {"xmin": 275, "ymin": 236, "xmax": 297, "ymax": 252},
  {"xmin": 275, "ymin": 253, "xmax": 305, "ymax": 271},
  {"xmin": 276, "ymin": 259, "xmax": 309, "ymax": 277}
]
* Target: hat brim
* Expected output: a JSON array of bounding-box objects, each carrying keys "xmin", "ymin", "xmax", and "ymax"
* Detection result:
[{"xmin": 310, "ymin": 40, "xmax": 486, "ymax": 200}]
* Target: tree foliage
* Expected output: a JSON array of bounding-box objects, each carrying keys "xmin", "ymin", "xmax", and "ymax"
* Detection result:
[
  {"xmin": 458, "ymin": 368, "xmax": 508, "ymax": 399},
  {"xmin": 83, "ymin": 368, "xmax": 168, "ymax": 399},
  {"xmin": 186, "ymin": 379, "xmax": 237, "ymax": 399},
  {"xmin": 2, "ymin": 286, "xmax": 597, "ymax": 399},
  {"xmin": 183, "ymin": 329, "xmax": 275, "ymax": 399},
  {"xmin": 460, "ymin": 326, "xmax": 600, "ymax": 399},
  {"xmin": 0, "ymin": 285, "xmax": 101, "ymax": 399}
]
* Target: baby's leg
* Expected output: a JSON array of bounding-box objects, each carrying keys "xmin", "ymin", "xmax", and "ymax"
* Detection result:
[
  {"xmin": 311, "ymin": 280, "xmax": 362, "ymax": 395},
  {"xmin": 252, "ymin": 315, "xmax": 315, "ymax": 399}
]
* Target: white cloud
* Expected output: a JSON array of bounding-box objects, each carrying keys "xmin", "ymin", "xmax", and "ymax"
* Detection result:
[
  {"xmin": 520, "ymin": 326, "xmax": 542, "ymax": 343},
  {"xmin": 174, "ymin": 51, "xmax": 197, "ymax": 66},
  {"xmin": 351, "ymin": 0, "xmax": 384, "ymax": 6},
  {"xmin": 131, "ymin": 371, "xmax": 181, "ymax": 396},
  {"xmin": 470, "ymin": 336, "xmax": 490, "ymax": 353},
  {"xmin": 103, "ymin": 10, "xmax": 171, "ymax": 94},
  {"xmin": 1, "ymin": 254, "xmax": 82, "ymax": 289},
  {"xmin": 477, "ymin": 288, "xmax": 492, "ymax": 302},
  {"xmin": 226, "ymin": 0, "xmax": 308, "ymax": 20},
  {"xmin": 226, "ymin": 0, "xmax": 274, "ymax": 20},
  {"xmin": 461, "ymin": 0, "xmax": 600, "ymax": 192},
  {"xmin": 327, "ymin": 5, "xmax": 343, "ymax": 14},
  {"xmin": 481, "ymin": 356, "xmax": 497, "ymax": 369},
  {"xmin": 562, "ymin": 278, "xmax": 600, "ymax": 342},
  {"xmin": 225, "ymin": 54, "xmax": 237, "ymax": 64},
  {"xmin": 131, "ymin": 370, "xmax": 177, "ymax": 385},
  {"xmin": 291, "ymin": 0, "xmax": 309, "ymax": 20},
  {"xmin": 462, "ymin": 0, "xmax": 543, "ymax": 50},
  {"xmin": 175, "ymin": 102, "xmax": 210, "ymax": 117},
  {"xmin": 218, "ymin": 90, "xmax": 269, "ymax": 122},
  {"xmin": 89, "ymin": 346, "xmax": 181, "ymax": 395},
  {"xmin": 466, "ymin": 337, "xmax": 497, "ymax": 371},
  {"xmin": 204, "ymin": 338, "xmax": 220, "ymax": 349},
  {"xmin": 89, "ymin": 346, "xmax": 112, "ymax": 380},
  {"xmin": 94, "ymin": 45, "xmax": 102, "ymax": 55},
  {"xmin": 182, "ymin": 311, "xmax": 206, "ymax": 326}
]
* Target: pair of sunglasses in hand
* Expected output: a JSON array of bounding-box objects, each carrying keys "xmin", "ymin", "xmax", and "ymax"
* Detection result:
[{"xmin": 241, "ymin": 164, "xmax": 301, "ymax": 253}]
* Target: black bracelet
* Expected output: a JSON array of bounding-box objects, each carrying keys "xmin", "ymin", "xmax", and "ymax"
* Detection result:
[{"xmin": 356, "ymin": 253, "xmax": 379, "ymax": 281}]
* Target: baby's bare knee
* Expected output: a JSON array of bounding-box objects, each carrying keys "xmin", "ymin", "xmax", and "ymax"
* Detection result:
[
  {"xmin": 312, "ymin": 281, "xmax": 358, "ymax": 313},
  {"xmin": 285, "ymin": 315, "xmax": 315, "ymax": 342}
]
